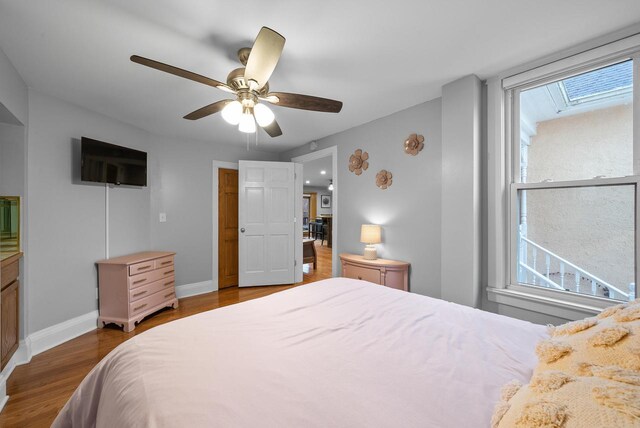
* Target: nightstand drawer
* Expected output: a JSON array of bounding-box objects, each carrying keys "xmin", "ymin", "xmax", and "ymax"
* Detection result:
[
  {"xmin": 344, "ymin": 264, "xmax": 381, "ymax": 284},
  {"xmin": 340, "ymin": 253, "xmax": 410, "ymax": 291}
]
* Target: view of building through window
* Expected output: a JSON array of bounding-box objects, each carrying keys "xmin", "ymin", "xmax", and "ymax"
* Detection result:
[{"xmin": 517, "ymin": 60, "xmax": 635, "ymax": 301}]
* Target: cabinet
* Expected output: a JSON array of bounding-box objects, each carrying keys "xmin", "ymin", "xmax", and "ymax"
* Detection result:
[
  {"xmin": 340, "ymin": 253, "xmax": 409, "ymax": 291},
  {"xmin": 0, "ymin": 252, "xmax": 22, "ymax": 370},
  {"xmin": 97, "ymin": 251, "xmax": 178, "ymax": 332}
]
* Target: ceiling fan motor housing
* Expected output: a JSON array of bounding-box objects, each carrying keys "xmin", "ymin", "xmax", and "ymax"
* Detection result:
[{"xmin": 227, "ymin": 67, "xmax": 270, "ymax": 96}]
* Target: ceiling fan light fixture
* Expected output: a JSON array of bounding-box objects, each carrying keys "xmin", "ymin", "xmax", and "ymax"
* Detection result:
[
  {"xmin": 221, "ymin": 100, "xmax": 242, "ymax": 125},
  {"xmin": 238, "ymin": 111, "xmax": 256, "ymax": 133},
  {"xmin": 328, "ymin": 180, "xmax": 334, "ymax": 191},
  {"xmin": 254, "ymin": 103, "xmax": 275, "ymax": 127}
]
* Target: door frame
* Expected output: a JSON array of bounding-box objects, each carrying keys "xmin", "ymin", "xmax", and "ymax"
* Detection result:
[
  {"xmin": 212, "ymin": 161, "xmax": 238, "ymax": 292},
  {"xmin": 292, "ymin": 146, "xmax": 339, "ymax": 277}
]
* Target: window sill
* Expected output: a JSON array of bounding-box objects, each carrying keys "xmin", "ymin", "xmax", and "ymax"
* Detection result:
[{"xmin": 486, "ymin": 286, "xmax": 609, "ymax": 321}]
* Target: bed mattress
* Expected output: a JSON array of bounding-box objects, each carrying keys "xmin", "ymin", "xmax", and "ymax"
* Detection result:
[{"xmin": 53, "ymin": 278, "xmax": 547, "ymax": 427}]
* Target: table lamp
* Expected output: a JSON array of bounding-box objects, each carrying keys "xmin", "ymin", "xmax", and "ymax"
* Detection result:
[{"xmin": 360, "ymin": 224, "xmax": 382, "ymax": 260}]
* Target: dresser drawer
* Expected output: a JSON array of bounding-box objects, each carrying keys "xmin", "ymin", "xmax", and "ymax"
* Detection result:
[
  {"xmin": 129, "ymin": 260, "xmax": 156, "ymax": 276},
  {"xmin": 155, "ymin": 255, "xmax": 174, "ymax": 269},
  {"xmin": 128, "ymin": 266, "xmax": 175, "ymax": 289},
  {"xmin": 130, "ymin": 289, "xmax": 176, "ymax": 317},
  {"xmin": 1, "ymin": 259, "xmax": 19, "ymax": 290},
  {"xmin": 129, "ymin": 276, "xmax": 175, "ymax": 302},
  {"xmin": 344, "ymin": 264, "xmax": 381, "ymax": 284}
]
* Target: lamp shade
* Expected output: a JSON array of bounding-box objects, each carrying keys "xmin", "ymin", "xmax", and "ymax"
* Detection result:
[
  {"xmin": 254, "ymin": 103, "xmax": 275, "ymax": 127},
  {"xmin": 221, "ymin": 100, "xmax": 242, "ymax": 125},
  {"xmin": 360, "ymin": 224, "xmax": 381, "ymax": 244}
]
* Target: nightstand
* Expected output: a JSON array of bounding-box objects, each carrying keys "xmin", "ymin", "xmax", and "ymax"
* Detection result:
[{"xmin": 340, "ymin": 253, "xmax": 409, "ymax": 291}]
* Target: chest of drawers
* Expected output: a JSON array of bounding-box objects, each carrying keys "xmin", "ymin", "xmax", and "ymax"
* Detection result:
[
  {"xmin": 340, "ymin": 253, "xmax": 410, "ymax": 291},
  {"xmin": 97, "ymin": 251, "xmax": 178, "ymax": 332}
]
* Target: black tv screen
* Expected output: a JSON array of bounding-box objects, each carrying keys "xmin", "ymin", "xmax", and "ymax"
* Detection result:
[{"xmin": 81, "ymin": 137, "xmax": 147, "ymax": 186}]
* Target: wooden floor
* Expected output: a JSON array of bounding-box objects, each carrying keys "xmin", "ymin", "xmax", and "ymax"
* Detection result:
[{"xmin": 0, "ymin": 241, "xmax": 332, "ymax": 427}]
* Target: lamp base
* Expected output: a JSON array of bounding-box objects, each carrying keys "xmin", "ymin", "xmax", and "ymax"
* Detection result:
[{"xmin": 363, "ymin": 245, "xmax": 377, "ymax": 260}]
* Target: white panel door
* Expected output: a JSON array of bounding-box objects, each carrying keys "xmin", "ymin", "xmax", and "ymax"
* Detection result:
[{"xmin": 239, "ymin": 161, "xmax": 296, "ymax": 286}]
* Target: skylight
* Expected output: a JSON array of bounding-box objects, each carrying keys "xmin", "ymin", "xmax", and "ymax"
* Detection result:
[{"xmin": 560, "ymin": 60, "xmax": 632, "ymax": 105}]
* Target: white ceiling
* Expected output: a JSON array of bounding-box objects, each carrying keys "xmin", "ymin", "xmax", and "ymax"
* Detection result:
[
  {"xmin": 1, "ymin": 1, "xmax": 640, "ymax": 152},
  {"xmin": 302, "ymin": 156, "xmax": 333, "ymax": 188}
]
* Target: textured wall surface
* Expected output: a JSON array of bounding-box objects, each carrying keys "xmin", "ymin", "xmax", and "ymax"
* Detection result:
[{"xmin": 526, "ymin": 104, "xmax": 633, "ymax": 290}]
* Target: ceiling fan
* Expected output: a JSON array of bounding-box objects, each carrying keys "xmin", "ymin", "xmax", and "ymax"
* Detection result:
[{"xmin": 131, "ymin": 27, "xmax": 343, "ymax": 138}]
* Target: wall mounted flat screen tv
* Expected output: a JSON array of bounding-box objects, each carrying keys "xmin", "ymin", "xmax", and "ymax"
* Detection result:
[{"xmin": 81, "ymin": 137, "xmax": 147, "ymax": 186}]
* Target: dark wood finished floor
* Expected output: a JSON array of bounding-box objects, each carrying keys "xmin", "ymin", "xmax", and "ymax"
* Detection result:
[{"xmin": 0, "ymin": 242, "xmax": 332, "ymax": 427}]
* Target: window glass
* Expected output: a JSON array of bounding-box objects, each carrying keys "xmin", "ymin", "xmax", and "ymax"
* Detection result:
[
  {"xmin": 516, "ymin": 185, "xmax": 635, "ymax": 301},
  {"xmin": 519, "ymin": 60, "xmax": 633, "ymax": 183}
]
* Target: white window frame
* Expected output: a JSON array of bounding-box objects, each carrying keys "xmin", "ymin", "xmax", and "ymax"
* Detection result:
[{"xmin": 487, "ymin": 33, "xmax": 640, "ymax": 319}]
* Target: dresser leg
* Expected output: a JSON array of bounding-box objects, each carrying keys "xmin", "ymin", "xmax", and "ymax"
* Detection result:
[
  {"xmin": 172, "ymin": 298, "xmax": 179, "ymax": 309},
  {"xmin": 124, "ymin": 321, "xmax": 136, "ymax": 333}
]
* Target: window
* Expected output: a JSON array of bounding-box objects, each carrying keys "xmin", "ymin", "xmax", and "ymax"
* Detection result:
[{"xmin": 510, "ymin": 58, "xmax": 638, "ymax": 303}]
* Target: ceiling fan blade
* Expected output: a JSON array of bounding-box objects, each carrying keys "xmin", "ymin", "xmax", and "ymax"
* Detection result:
[
  {"xmin": 261, "ymin": 118, "xmax": 283, "ymax": 138},
  {"xmin": 130, "ymin": 55, "xmax": 234, "ymax": 93},
  {"xmin": 244, "ymin": 27, "xmax": 285, "ymax": 90},
  {"xmin": 184, "ymin": 100, "xmax": 232, "ymax": 120},
  {"xmin": 266, "ymin": 92, "xmax": 343, "ymax": 113}
]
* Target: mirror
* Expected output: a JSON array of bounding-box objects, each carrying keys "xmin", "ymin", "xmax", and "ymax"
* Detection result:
[{"xmin": 0, "ymin": 196, "xmax": 20, "ymax": 255}]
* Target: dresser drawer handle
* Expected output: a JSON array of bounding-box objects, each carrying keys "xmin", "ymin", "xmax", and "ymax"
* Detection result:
[
  {"xmin": 133, "ymin": 303, "xmax": 148, "ymax": 312},
  {"xmin": 164, "ymin": 269, "xmax": 175, "ymax": 275},
  {"xmin": 164, "ymin": 280, "xmax": 174, "ymax": 286},
  {"xmin": 132, "ymin": 290, "xmax": 147, "ymax": 298},
  {"xmin": 164, "ymin": 292, "xmax": 174, "ymax": 299},
  {"xmin": 137, "ymin": 265, "xmax": 152, "ymax": 271},
  {"xmin": 160, "ymin": 260, "xmax": 172, "ymax": 265},
  {"xmin": 133, "ymin": 278, "xmax": 147, "ymax": 285}
]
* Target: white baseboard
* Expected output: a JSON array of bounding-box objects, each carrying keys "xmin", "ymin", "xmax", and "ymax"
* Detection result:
[
  {"xmin": 175, "ymin": 280, "xmax": 215, "ymax": 298},
  {"xmin": 0, "ymin": 338, "xmax": 29, "ymax": 411},
  {"xmin": 0, "ymin": 395, "xmax": 7, "ymax": 414},
  {"xmin": 29, "ymin": 310, "xmax": 99, "ymax": 357}
]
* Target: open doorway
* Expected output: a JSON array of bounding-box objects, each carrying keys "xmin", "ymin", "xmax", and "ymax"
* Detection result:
[
  {"xmin": 213, "ymin": 160, "xmax": 302, "ymax": 291},
  {"xmin": 293, "ymin": 147, "xmax": 337, "ymax": 278}
]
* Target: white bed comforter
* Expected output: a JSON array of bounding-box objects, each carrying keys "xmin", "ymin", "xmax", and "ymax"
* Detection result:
[{"xmin": 53, "ymin": 278, "xmax": 547, "ymax": 428}]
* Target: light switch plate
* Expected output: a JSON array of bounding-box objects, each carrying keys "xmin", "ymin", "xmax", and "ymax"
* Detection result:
[{"xmin": 159, "ymin": 212, "xmax": 167, "ymax": 222}]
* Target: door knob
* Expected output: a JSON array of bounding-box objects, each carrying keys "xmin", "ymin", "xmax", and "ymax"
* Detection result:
[{"xmin": 240, "ymin": 228, "xmax": 245, "ymax": 233}]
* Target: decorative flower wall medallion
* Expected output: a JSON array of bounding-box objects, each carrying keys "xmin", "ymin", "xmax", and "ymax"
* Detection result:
[
  {"xmin": 376, "ymin": 170, "xmax": 393, "ymax": 190},
  {"xmin": 348, "ymin": 149, "xmax": 369, "ymax": 175},
  {"xmin": 404, "ymin": 133, "xmax": 425, "ymax": 156}
]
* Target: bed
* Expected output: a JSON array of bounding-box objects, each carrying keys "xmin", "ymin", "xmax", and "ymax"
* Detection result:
[{"xmin": 52, "ymin": 278, "xmax": 548, "ymax": 427}]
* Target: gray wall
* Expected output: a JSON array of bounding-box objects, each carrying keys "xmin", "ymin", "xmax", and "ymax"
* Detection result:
[
  {"xmin": 26, "ymin": 89, "xmax": 277, "ymax": 333},
  {"xmin": 0, "ymin": 123, "xmax": 25, "ymax": 196},
  {"xmin": 0, "ymin": 47, "xmax": 27, "ymax": 125},
  {"xmin": 283, "ymin": 100, "xmax": 442, "ymax": 298},
  {"xmin": 303, "ymin": 186, "xmax": 333, "ymax": 216},
  {"xmin": 27, "ymin": 89, "xmax": 152, "ymax": 333},
  {"xmin": 441, "ymin": 75, "xmax": 482, "ymax": 307},
  {"xmin": 148, "ymin": 134, "xmax": 278, "ymax": 286}
]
